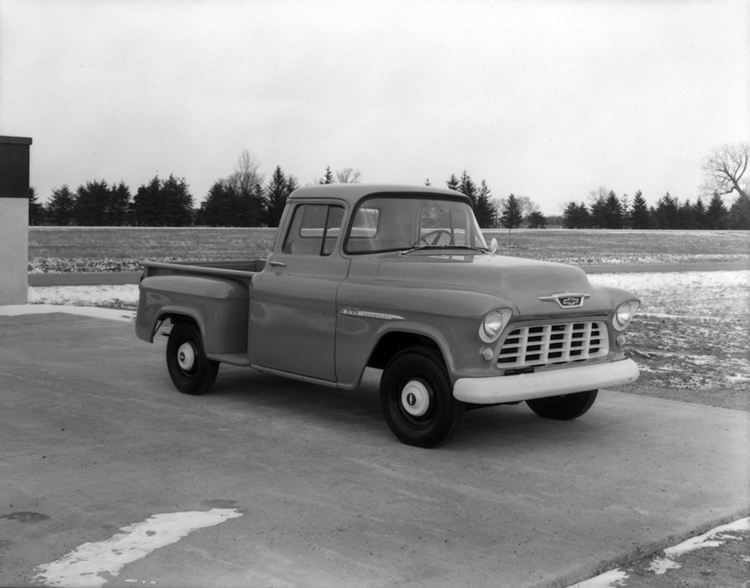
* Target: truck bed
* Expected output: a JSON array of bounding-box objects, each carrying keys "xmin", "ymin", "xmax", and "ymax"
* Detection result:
[{"xmin": 142, "ymin": 259, "xmax": 265, "ymax": 280}]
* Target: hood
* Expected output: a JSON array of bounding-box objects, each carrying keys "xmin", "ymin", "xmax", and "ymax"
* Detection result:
[{"xmin": 371, "ymin": 252, "xmax": 612, "ymax": 317}]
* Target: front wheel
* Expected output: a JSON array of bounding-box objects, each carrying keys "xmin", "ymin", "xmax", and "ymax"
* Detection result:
[
  {"xmin": 380, "ymin": 348, "xmax": 465, "ymax": 448},
  {"xmin": 526, "ymin": 390, "xmax": 598, "ymax": 420},
  {"xmin": 166, "ymin": 321, "xmax": 219, "ymax": 395}
]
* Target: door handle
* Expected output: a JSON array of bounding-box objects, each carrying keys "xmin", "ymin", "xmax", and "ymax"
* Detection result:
[{"xmin": 269, "ymin": 260, "xmax": 286, "ymax": 267}]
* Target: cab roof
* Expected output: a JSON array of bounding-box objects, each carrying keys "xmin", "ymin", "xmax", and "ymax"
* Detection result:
[{"xmin": 287, "ymin": 184, "xmax": 472, "ymax": 207}]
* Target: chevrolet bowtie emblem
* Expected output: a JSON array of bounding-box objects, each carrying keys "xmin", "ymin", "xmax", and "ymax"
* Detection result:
[{"xmin": 538, "ymin": 293, "xmax": 591, "ymax": 309}]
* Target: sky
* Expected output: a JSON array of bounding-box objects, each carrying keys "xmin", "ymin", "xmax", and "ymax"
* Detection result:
[{"xmin": 1, "ymin": 0, "xmax": 748, "ymax": 214}]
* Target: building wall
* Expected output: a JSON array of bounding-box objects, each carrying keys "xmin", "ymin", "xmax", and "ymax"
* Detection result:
[{"xmin": 0, "ymin": 198, "xmax": 29, "ymax": 304}]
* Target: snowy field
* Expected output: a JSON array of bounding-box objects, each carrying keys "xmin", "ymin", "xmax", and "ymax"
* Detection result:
[{"xmin": 589, "ymin": 271, "xmax": 749, "ymax": 401}]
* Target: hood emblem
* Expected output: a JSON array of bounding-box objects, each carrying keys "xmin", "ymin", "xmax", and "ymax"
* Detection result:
[{"xmin": 538, "ymin": 292, "xmax": 591, "ymax": 309}]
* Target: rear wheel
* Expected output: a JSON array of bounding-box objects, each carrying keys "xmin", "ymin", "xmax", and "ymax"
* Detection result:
[
  {"xmin": 380, "ymin": 348, "xmax": 465, "ymax": 448},
  {"xmin": 526, "ymin": 390, "xmax": 598, "ymax": 420},
  {"xmin": 166, "ymin": 321, "xmax": 219, "ymax": 395}
]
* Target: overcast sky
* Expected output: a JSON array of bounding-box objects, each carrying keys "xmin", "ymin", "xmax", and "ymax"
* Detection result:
[{"xmin": 1, "ymin": 0, "xmax": 748, "ymax": 214}]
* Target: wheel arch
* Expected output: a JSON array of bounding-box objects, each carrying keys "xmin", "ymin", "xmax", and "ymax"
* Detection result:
[
  {"xmin": 153, "ymin": 307, "xmax": 206, "ymax": 342},
  {"xmin": 367, "ymin": 328, "xmax": 450, "ymax": 374}
]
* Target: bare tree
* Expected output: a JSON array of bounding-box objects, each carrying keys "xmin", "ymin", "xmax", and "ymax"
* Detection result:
[
  {"xmin": 702, "ymin": 143, "xmax": 749, "ymax": 200},
  {"xmin": 335, "ymin": 168, "xmax": 362, "ymax": 183},
  {"xmin": 228, "ymin": 150, "xmax": 264, "ymax": 193}
]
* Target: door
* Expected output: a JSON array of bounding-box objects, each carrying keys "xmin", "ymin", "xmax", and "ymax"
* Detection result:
[{"xmin": 250, "ymin": 203, "xmax": 348, "ymax": 381}]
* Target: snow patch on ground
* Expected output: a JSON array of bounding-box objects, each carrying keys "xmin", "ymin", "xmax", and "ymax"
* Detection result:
[
  {"xmin": 33, "ymin": 508, "xmax": 243, "ymax": 588},
  {"xmin": 0, "ymin": 304, "xmax": 135, "ymax": 322},
  {"xmin": 28, "ymin": 284, "xmax": 139, "ymax": 308},
  {"xmin": 567, "ymin": 568, "xmax": 629, "ymax": 587},
  {"xmin": 569, "ymin": 517, "xmax": 750, "ymax": 587}
]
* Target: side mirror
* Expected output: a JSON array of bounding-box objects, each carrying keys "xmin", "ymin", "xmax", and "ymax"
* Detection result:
[{"xmin": 490, "ymin": 238, "xmax": 499, "ymax": 255}]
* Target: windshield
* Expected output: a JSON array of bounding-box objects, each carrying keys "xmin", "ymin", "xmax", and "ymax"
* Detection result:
[{"xmin": 344, "ymin": 196, "xmax": 488, "ymax": 254}]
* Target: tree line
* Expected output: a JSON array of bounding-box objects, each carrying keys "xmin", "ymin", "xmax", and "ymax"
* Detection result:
[
  {"xmin": 562, "ymin": 189, "xmax": 750, "ymax": 230},
  {"xmin": 27, "ymin": 158, "xmax": 543, "ymax": 229},
  {"xmin": 562, "ymin": 144, "xmax": 750, "ymax": 229},
  {"xmin": 27, "ymin": 143, "xmax": 749, "ymax": 230},
  {"xmin": 28, "ymin": 151, "xmax": 301, "ymax": 228}
]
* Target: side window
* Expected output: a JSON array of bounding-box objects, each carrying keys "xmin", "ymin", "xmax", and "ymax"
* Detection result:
[{"xmin": 283, "ymin": 204, "xmax": 344, "ymax": 256}]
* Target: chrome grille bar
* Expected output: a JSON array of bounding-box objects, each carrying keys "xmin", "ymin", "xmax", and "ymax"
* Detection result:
[{"xmin": 497, "ymin": 321, "xmax": 608, "ymax": 369}]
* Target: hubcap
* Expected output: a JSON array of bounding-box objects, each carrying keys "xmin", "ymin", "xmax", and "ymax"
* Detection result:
[
  {"xmin": 177, "ymin": 342, "xmax": 196, "ymax": 371},
  {"xmin": 400, "ymin": 380, "xmax": 431, "ymax": 417}
]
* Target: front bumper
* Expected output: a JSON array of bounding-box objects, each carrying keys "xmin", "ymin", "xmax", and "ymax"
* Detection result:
[{"xmin": 452, "ymin": 359, "xmax": 639, "ymax": 404}]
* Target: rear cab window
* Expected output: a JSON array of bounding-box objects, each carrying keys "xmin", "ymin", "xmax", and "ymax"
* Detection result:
[{"xmin": 282, "ymin": 204, "xmax": 345, "ymax": 256}]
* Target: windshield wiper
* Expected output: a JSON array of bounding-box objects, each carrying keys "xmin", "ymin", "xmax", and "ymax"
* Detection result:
[{"xmin": 399, "ymin": 245, "xmax": 488, "ymax": 256}]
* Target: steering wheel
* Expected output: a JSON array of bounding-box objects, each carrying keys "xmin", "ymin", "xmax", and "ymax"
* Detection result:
[{"xmin": 416, "ymin": 229, "xmax": 453, "ymax": 247}]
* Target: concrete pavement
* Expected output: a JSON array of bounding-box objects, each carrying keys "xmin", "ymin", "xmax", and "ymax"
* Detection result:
[{"xmin": 0, "ymin": 311, "xmax": 748, "ymax": 587}]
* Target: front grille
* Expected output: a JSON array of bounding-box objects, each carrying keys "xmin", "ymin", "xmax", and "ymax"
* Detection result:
[{"xmin": 497, "ymin": 321, "xmax": 608, "ymax": 370}]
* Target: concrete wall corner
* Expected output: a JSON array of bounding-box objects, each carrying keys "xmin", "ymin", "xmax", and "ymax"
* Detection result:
[{"xmin": 0, "ymin": 135, "xmax": 33, "ymax": 305}]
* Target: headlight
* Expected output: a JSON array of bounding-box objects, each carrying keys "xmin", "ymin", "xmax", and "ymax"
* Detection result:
[
  {"xmin": 479, "ymin": 309, "xmax": 512, "ymax": 343},
  {"xmin": 613, "ymin": 300, "xmax": 640, "ymax": 331}
]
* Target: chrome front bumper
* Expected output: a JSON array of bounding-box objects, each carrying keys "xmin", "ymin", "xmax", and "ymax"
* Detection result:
[{"xmin": 452, "ymin": 359, "xmax": 639, "ymax": 404}]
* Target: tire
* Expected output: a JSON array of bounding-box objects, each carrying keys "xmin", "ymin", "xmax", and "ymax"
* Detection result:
[
  {"xmin": 380, "ymin": 348, "xmax": 465, "ymax": 448},
  {"xmin": 166, "ymin": 321, "xmax": 219, "ymax": 395},
  {"xmin": 526, "ymin": 389, "xmax": 598, "ymax": 420}
]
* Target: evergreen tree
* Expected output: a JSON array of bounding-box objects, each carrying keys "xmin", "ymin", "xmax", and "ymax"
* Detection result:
[
  {"xmin": 728, "ymin": 194, "xmax": 750, "ymax": 229},
  {"xmin": 446, "ymin": 174, "xmax": 460, "ymax": 192},
  {"xmin": 319, "ymin": 166, "xmax": 334, "ymax": 184},
  {"xmin": 28, "ymin": 187, "xmax": 45, "ymax": 225},
  {"xmin": 654, "ymin": 193, "xmax": 680, "ymax": 229},
  {"xmin": 705, "ymin": 193, "xmax": 728, "ymax": 229},
  {"xmin": 526, "ymin": 210, "xmax": 547, "ymax": 229},
  {"xmin": 694, "ymin": 199, "xmax": 708, "ymax": 229},
  {"xmin": 458, "ymin": 170, "xmax": 478, "ymax": 207},
  {"xmin": 678, "ymin": 200, "xmax": 699, "ymax": 229},
  {"xmin": 499, "ymin": 194, "xmax": 524, "ymax": 229},
  {"xmin": 603, "ymin": 191, "xmax": 624, "ymax": 228},
  {"xmin": 162, "ymin": 175, "xmax": 194, "ymax": 226},
  {"xmin": 266, "ymin": 166, "xmax": 296, "ymax": 227},
  {"xmin": 133, "ymin": 177, "xmax": 161, "ymax": 226},
  {"xmin": 629, "ymin": 191, "xmax": 650, "ymax": 229},
  {"xmin": 74, "ymin": 180, "xmax": 110, "ymax": 225},
  {"xmin": 474, "ymin": 180, "xmax": 495, "ymax": 228},
  {"xmin": 46, "ymin": 185, "xmax": 76, "ymax": 225},
  {"xmin": 619, "ymin": 193, "xmax": 631, "ymax": 228},
  {"xmin": 563, "ymin": 202, "xmax": 590, "ymax": 228},
  {"xmin": 105, "ymin": 182, "xmax": 131, "ymax": 226},
  {"xmin": 588, "ymin": 196, "xmax": 608, "ymax": 228},
  {"xmin": 198, "ymin": 181, "xmax": 237, "ymax": 226},
  {"xmin": 133, "ymin": 175, "xmax": 193, "ymax": 226},
  {"xmin": 248, "ymin": 183, "xmax": 267, "ymax": 226}
]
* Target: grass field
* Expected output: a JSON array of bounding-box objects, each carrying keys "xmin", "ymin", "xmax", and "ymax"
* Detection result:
[{"xmin": 28, "ymin": 227, "xmax": 750, "ymax": 272}]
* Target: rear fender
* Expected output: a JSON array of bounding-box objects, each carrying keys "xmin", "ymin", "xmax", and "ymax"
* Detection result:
[{"xmin": 136, "ymin": 275, "xmax": 249, "ymax": 354}]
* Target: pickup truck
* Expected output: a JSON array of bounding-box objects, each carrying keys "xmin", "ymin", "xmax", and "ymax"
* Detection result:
[{"xmin": 136, "ymin": 184, "xmax": 640, "ymax": 447}]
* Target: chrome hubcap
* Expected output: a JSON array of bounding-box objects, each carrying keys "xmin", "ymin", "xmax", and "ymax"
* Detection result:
[
  {"xmin": 401, "ymin": 380, "xmax": 430, "ymax": 417},
  {"xmin": 177, "ymin": 342, "xmax": 196, "ymax": 371}
]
